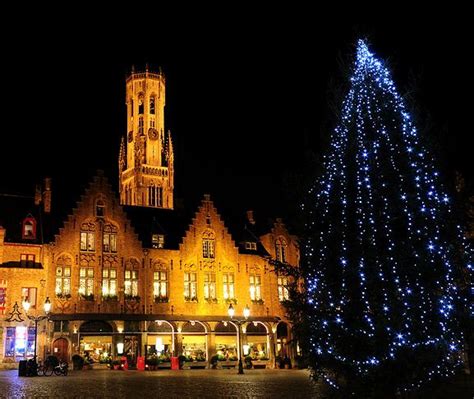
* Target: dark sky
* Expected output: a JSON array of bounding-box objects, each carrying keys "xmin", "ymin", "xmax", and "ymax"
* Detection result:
[{"xmin": 1, "ymin": 17, "xmax": 463, "ymax": 221}]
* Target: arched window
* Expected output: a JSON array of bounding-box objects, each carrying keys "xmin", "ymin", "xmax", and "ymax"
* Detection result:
[
  {"xmin": 103, "ymin": 224, "xmax": 118, "ymax": 253},
  {"xmin": 80, "ymin": 223, "xmax": 95, "ymax": 252},
  {"xmin": 150, "ymin": 96, "xmax": 156, "ymax": 114},
  {"xmin": 275, "ymin": 237, "xmax": 287, "ymax": 263},
  {"xmin": 95, "ymin": 200, "xmax": 105, "ymax": 217},
  {"xmin": 55, "ymin": 255, "xmax": 72, "ymax": 296},
  {"xmin": 138, "ymin": 95, "xmax": 144, "ymax": 114},
  {"xmin": 22, "ymin": 217, "xmax": 36, "ymax": 240},
  {"xmin": 148, "ymin": 185, "xmax": 163, "ymax": 207},
  {"xmin": 138, "ymin": 116, "xmax": 144, "ymax": 135}
]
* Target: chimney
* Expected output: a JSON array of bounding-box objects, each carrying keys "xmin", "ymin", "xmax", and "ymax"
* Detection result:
[
  {"xmin": 246, "ymin": 210, "xmax": 255, "ymax": 225},
  {"xmin": 34, "ymin": 184, "xmax": 42, "ymax": 205},
  {"xmin": 43, "ymin": 178, "xmax": 52, "ymax": 214}
]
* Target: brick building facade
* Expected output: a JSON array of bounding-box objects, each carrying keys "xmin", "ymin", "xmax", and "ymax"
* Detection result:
[{"xmin": 0, "ymin": 69, "xmax": 299, "ymax": 370}]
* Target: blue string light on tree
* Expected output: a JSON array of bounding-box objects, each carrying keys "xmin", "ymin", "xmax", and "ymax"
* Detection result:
[{"xmin": 304, "ymin": 39, "xmax": 472, "ymax": 394}]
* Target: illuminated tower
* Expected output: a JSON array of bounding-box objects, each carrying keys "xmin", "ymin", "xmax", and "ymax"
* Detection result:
[{"xmin": 119, "ymin": 66, "xmax": 174, "ymax": 209}]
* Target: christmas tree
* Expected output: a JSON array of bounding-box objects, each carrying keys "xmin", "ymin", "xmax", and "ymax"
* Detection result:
[{"xmin": 304, "ymin": 40, "xmax": 471, "ymax": 395}]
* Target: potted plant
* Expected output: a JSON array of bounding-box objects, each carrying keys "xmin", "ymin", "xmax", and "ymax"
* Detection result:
[
  {"xmin": 154, "ymin": 296, "xmax": 169, "ymax": 303},
  {"xmin": 146, "ymin": 355, "xmax": 159, "ymax": 370},
  {"xmin": 178, "ymin": 355, "xmax": 187, "ymax": 369},
  {"xmin": 80, "ymin": 293, "xmax": 95, "ymax": 301},
  {"xmin": 125, "ymin": 294, "xmax": 140, "ymax": 302},
  {"xmin": 244, "ymin": 356, "xmax": 253, "ymax": 369},
  {"xmin": 111, "ymin": 359, "xmax": 121, "ymax": 370},
  {"xmin": 210, "ymin": 354, "xmax": 219, "ymax": 369}
]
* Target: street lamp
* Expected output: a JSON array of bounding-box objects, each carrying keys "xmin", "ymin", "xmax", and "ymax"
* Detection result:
[
  {"xmin": 228, "ymin": 303, "xmax": 250, "ymax": 374},
  {"xmin": 22, "ymin": 297, "xmax": 52, "ymax": 365}
]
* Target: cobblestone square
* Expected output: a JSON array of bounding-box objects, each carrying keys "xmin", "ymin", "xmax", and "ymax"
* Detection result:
[{"xmin": 0, "ymin": 369, "xmax": 322, "ymax": 399}]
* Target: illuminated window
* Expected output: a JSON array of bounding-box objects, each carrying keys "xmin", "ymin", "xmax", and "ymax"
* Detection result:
[
  {"xmin": 204, "ymin": 272, "xmax": 216, "ymax": 299},
  {"xmin": 125, "ymin": 270, "xmax": 139, "ymax": 297},
  {"xmin": 20, "ymin": 254, "xmax": 35, "ymax": 267},
  {"xmin": 277, "ymin": 276, "xmax": 289, "ymax": 301},
  {"xmin": 103, "ymin": 224, "xmax": 117, "ymax": 253},
  {"xmin": 184, "ymin": 272, "xmax": 197, "ymax": 300},
  {"xmin": 55, "ymin": 266, "xmax": 71, "ymax": 295},
  {"xmin": 249, "ymin": 275, "xmax": 262, "ymax": 300},
  {"xmin": 202, "ymin": 231, "xmax": 215, "ymax": 259},
  {"xmin": 80, "ymin": 231, "xmax": 95, "ymax": 252},
  {"xmin": 150, "ymin": 96, "xmax": 156, "ymax": 114},
  {"xmin": 22, "ymin": 217, "xmax": 36, "ymax": 240},
  {"xmin": 223, "ymin": 273, "xmax": 235, "ymax": 299},
  {"xmin": 21, "ymin": 287, "xmax": 37, "ymax": 308},
  {"xmin": 275, "ymin": 237, "xmax": 287, "ymax": 263},
  {"xmin": 245, "ymin": 242, "xmax": 257, "ymax": 250},
  {"xmin": 152, "ymin": 234, "xmax": 165, "ymax": 249},
  {"xmin": 79, "ymin": 268, "xmax": 94, "ymax": 296},
  {"xmin": 153, "ymin": 271, "xmax": 167, "ymax": 298},
  {"xmin": 102, "ymin": 268, "xmax": 117, "ymax": 296},
  {"xmin": 4, "ymin": 326, "xmax": 36, "ymax": 359}
]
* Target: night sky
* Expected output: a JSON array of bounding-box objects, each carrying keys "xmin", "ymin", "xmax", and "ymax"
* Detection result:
[{"xmin": 1, "ymin": 17, "xmax": 463, "ymax": 223}]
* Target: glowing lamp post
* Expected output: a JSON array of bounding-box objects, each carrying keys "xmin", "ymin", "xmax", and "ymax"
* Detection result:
[
  {"xmin": 228, "ymin": 303, "xmax": 250, "ymax": 374},
  {"xmin": 22, "ymin": 297, "xmax": 52, "ymax": 364}
]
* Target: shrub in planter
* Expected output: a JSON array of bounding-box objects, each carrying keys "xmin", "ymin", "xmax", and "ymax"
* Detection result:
[
  {"xmin": 210, "ymin": 354, "xmax": 219, "ymax": 369},
  {"xmin": 72, "ymin": 354, "xmax": 84, "ymax": 370},
  {"xmin": 244, "ymin": 356, "xmax": 253, "ymax": 369},
  {"xmin": 178, "ymin": 355, "xmax": 187, "ymax": 369}
]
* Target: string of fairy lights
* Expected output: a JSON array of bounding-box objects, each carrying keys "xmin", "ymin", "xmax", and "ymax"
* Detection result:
[{"xmin": 305, "ymin": 40, "xmax": 470, "ymax": 391}]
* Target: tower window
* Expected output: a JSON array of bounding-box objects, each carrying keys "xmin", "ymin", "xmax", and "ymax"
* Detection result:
[
  {"xmin": 150, "ymin": 96, "xmax": 156, "ymax": 114},
  {"xmin": 130, "ymin": 99, "xmax": 134, "ymax": 117},
  {"xmin": 148, "ymin": 186, "xmax": 163, "ymax": 207},
  {"xmin": 138, "ymin": 97, "xmax": 144, "ymax": 114},
  {"xmin": 22, "ymin": 217, "xmax": 37, "ymax": 240},
  {"xmin": 138, "ymin": 117, "xmax": 144, "ymax": 135}
]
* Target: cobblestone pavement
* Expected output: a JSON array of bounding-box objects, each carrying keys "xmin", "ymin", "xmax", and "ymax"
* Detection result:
[{"xmin": 0, "ymin": 369, "xmax": 323, "ymax": 399}]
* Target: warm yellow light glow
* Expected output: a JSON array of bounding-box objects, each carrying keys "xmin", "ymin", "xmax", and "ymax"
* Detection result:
[
  {"xmin": 73, "ymin": 325, "xmax": 78, "ymax": 334},
  {"xmin": 228, "ymin": 303, "xmax": 235, "ymax": 318},
  {"xmin": 44, "ymin": 297, "xmax": 52, "ymax": 313},
  {"xmin": 243, "ymin": 305, "xmax": 250, "ymax": 319},
  {"xmin": 177, "ymin": 326, "xmax": 182, "ymax": 333},
  {"xmin": 243, "ymin": 344, "xmax": 250, "ymax": 355},
  {"xmin": 117, "ymin": 326, "xmax": 123, "ymax": 333},
  {"xmin": 117, "ymin": 343, "xmax": 124, "ymax": 354},
  {"xmin": 22, "ymin": 299, "xmax": 31, "ymax": 312}
]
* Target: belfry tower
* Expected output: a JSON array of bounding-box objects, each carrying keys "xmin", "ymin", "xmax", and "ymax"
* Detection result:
[{"xmin": 119, "ymin": 66, "xmax": 174, "ymax": 209}]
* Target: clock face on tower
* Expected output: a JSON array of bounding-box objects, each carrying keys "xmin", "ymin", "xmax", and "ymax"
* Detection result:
[{"xmin": 148, "ymin": 128, "xmax": 159, "ymax": 140}]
